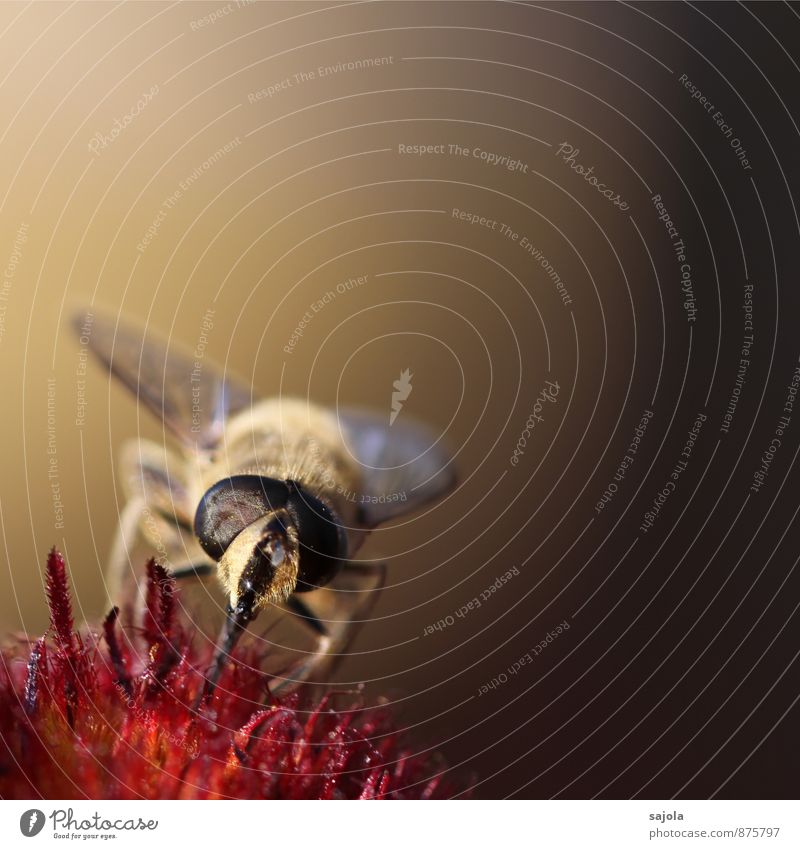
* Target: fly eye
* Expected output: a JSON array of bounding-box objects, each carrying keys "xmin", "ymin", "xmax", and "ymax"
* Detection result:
[
  {"xmin": 285, "ymin": 481, "xmax": 347, "ymax": 591},
  {"xmin": 194, "ymin": 475, "xmax": 288, "ymax": 560}
]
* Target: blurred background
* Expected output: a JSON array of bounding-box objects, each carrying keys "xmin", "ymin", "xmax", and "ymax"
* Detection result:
[{"xmin": 0, "ymin": 1, "xmax": 799, "ymax": 798}]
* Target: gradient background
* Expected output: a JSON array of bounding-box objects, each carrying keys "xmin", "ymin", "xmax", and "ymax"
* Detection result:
[{"xmin": 1, "ymin": 1, "xmax": 799, "ymax": 799}]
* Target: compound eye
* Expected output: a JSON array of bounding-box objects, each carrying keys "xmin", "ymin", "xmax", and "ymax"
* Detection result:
[
  {"xmin": 194, "ymin": 475, "xmax": 288, "ymax": 560},
  {"xmin": 285, "ymin": 481, "xmax": 347, "ymax": 591}
]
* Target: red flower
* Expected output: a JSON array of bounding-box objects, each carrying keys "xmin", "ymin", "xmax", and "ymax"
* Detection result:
[{"xmin": 0, "ymin": 548, "xmax": 460, "ymax": 799}]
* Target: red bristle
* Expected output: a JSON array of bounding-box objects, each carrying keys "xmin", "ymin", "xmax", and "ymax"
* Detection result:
[
  {"xmin": 141, "ymin": 561, "xmax": 180, "ymax": 691},
  {"xmin": 317, "ymin": 733, "xmax": 353, "ymax": 800},
  {"xmin": 232, "ymin": 707, "xmax": 274, "ymax": 757},
  {"xmin": 142, "ymin": 559, "xmax": 160, "ymax": 645},
  {"xmin": 44, "ymin": 548, "xmax": 82, "ymax": 728},
  {"xmin": 155, "ymin": 565, "xmax": 175, "ymax": 637},
  {"xmin": 420, "ymin": 774, "xmax": 442, "ymax": 799},
  {"xmin": 23, "ymin": 638, "xmax": 46, "ymax": 715},
  {"xmin": 45, "ymin": 547, "xmax": 74, "ymax": 656},
  {"xmin": 102, "ymin": 607, "xmax": 131, "ymax": 697},
  {"xmin": 0, "ymin": 552, "xmax": 467, "ymax": 799},
  {"xmin": 376, "ymin": 769, "xmax": 392, "ymax": 798},
  {"xmin": 303, "ymin": 692, "xmax": 331, "ymax": 738},
  {"xmin": 143, "ymin": 560, "xmax": 175, "ymax": 644},
  {"xmin": 358, "ymin": 768, "xmax": 380, "ymax": 799}
]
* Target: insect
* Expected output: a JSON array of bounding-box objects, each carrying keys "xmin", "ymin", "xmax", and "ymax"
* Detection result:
[{"xmin": 74, "ymin": 310, "xmax": 456, "ymax": 698}]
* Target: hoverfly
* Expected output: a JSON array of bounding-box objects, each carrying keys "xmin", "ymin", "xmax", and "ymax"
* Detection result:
[{"xmin": 75, "ymin": 310, "xmax": 456, "ymax": 698}]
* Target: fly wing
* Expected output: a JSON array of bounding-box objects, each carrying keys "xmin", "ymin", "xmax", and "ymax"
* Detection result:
[
  {"xmin": 119, "ymin": 439, "xmax": 195, "ymax": 533},
  {"xmin": 338, "ymin": 407, "xmax": 457, "ymax": 528},
  {"xmin": 74, "ymin": 309, "xmax": 253, "ymax": 450}
]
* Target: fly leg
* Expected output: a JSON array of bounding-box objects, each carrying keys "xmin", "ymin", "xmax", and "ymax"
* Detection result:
[
  {"xmin": 339, "ymin": 561, "xmax": 389, "ymax": 577},
  {"xmin": 106, "ymin": 496, "xmax": 147, "ymax": 604},
  {"xmin": 285, "ymin": 595, "xmax": 330, "ymax": 639},
  {"xmin": 169, "ymin": 561, "xmax": 216, "ymax": 581},
  {"xmin": 336, "ymin": 559, "xmax": 387, "ymax": 637}
]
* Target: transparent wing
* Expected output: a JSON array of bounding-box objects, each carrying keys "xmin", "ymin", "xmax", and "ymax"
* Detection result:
[
  {"xmin": 104, "ymin": 437, "xmax": 201, "ymax": 605},
  {"xmin": 119, "ymin": 439, "xmax": 194, "ymax": 530},
  {"xmin": 74, "ymin": 308, "xmax": 253, "ymax": 450},
  {"xmin": 338, "ymin": 407, "xmax": 457, "ymax": 527}
]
